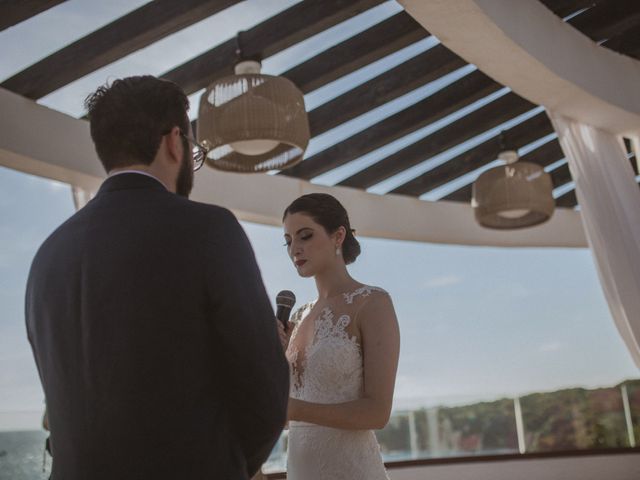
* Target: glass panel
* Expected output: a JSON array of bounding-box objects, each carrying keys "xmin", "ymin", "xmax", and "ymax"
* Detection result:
[
  {"xmin": 240, "ymin": 222, "xmax": 639, "ymax": 472},
  {"xmin": 0, "ymin": 167, "xmax": 75, "ymax": 479},
  {"xmin": 376, "ymin": 412, "xmax": 412, "ymax": 460},
  {"xmin": 521, "ymin": 386, "xmax": 629, "ymax": 451},
  {"xmin": 624, "ymin": 379, "xmax": 640, "ymax": 444},
  {"xmin": 3, "ymin": 171, "xmax": 638, "ymax": 476},
  {"xmin": 376, "ymin": 400, "xmax": 520, "ymax": 461}
]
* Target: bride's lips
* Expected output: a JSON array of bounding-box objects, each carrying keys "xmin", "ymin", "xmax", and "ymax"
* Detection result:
[{"xmin": 295, "ymin": 260, "xmax": 307, "ymax": 267}]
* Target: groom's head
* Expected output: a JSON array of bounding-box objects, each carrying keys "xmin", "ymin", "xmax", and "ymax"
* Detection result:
[{"xmin": 85, "ymin": 75, "xmax": 194, "ymax": 197}]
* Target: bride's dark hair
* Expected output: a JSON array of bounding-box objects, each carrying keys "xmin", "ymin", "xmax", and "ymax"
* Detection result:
[{"xmin": 283, "ymin": 193, "xmax": 361, "ymax": 265}]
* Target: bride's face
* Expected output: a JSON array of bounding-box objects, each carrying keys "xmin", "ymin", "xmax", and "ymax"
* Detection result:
[{"xmin": 283, "ymin": 212, "xmax": 338, "ymax": 278}]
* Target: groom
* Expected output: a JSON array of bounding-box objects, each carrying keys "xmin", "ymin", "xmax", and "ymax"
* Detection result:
[{"xmin": 25, "ymin": 76, "xmax": 289, "ymax": 480}]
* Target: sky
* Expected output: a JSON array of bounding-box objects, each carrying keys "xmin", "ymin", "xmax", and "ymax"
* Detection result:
[{"xmin": 1, "ymin": 0, "xmax": 638, "ymax": 431}]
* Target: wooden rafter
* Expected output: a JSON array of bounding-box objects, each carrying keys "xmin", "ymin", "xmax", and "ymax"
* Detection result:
[
  {"xmin": 538, "ymin": 0, "xmax": 599, "ymax": 19},
  {"xmin": 283, "ymin": 11, "xmax": 428, "ymax": 94},
  {"xmin": 161, "ymin": 0, "xmax": 385, "ymax": 96},
  {"xmin": 1, "ymin": 0, "xmax": 241, "ymax": 99},
  {"xmin": 390, "ymin": 111, "xmax": 554, "ymax": 197},
  {"xmin": 0, "ymin": 0, "xmax": 66, "ymax": 32},
  {"xmin": 333, "ymin": 92, "xmax": 535, "ymax": 189},
  {"xmin": 443, "ymin": 137, "xmax": 565, "ymax": 203},
  {"xmin": 555, "ymin": 189, "xmax": 577, "ymax": 207},
  {"xmin": 283, "ymin": 69, "xmax": 500, "ymax": 182},
  {"xmin": 568, "ymin": 0, "xmax": 640, "ymax": 43},
  {"xmin": 601, "ymin": 24, "xmax": 640, "ymax": 60}
]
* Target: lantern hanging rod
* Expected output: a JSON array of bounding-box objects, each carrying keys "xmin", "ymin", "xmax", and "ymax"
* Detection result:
[
  {"xmin": 497, "ymin": 129, "xmax": 519, "ymax": 164},
  {"xmin": 235, "ymin": 30, "xmax": 263, "ymax": 65}
]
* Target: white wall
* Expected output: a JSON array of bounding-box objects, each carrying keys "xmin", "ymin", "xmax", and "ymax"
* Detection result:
[{"xmin": 389, "ymin": 453, "xmax": 640, "ymax": 480}]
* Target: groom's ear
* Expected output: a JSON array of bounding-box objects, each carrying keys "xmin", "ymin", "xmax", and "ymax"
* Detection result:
[{"xmin": 164, "ymin": 127, "xmax": 183, "ymax": 165}]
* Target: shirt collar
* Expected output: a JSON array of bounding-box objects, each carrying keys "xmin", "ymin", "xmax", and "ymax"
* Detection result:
[{"xmin": 108, "ymin": 170, "xmax": 169, "ymax": 191}]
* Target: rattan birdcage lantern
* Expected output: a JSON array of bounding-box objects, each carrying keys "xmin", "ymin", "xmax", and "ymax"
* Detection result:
[
  {"xmin": 197, "ymin": 53, "xmax": 310, "ymax": 173},
  {"xmin": 472, "ymin": 142, "xmax": 555, "ymax": 229}
]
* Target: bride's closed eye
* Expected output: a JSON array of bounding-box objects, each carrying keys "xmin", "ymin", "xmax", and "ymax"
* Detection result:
[{"xmin": 283, "ymin": 233, "xmax": 313, "ymax": 247}]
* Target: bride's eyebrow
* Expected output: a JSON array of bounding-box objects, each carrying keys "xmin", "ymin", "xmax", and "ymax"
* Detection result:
[{"xmin": 284, "ymin": 227, "xmax": 313, "ymax": 238}]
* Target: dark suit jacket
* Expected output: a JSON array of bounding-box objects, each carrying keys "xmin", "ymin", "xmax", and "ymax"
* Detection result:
[{"xmin": 25, "ymin": 173, "xmax": 289, "ymax": 480}]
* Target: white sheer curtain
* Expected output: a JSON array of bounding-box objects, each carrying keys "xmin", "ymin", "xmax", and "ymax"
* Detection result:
[{"xmin": 549, "ymin": 112, "xmax": 640, "ymax": 368}]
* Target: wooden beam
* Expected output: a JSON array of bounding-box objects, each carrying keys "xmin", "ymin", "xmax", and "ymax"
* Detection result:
[
  {"xmin": 390, "ymin": 111, "xmax": 554, "ymax": 196},
  {"xmin": 334, "ymin": 91, "xmax": 535, "ymax": 189},
  {"xmin": 305, "ymin": 43, "xmax": 465, "ymax": 138},
  {"xmin": 550, "ymin": 163, "xmax": 573, "ymax": 188},
  {"xmin": 601, "ymin": 24, "xmax": 640, "ymax": 61},
  {"xmin": 162, "ymin": 0, "xmax": 385, "ymax": 95},
  {"xmin": 443, "ymin": 136, "xmax": 565, "ymax": 202},
  {"xmin": 283, "ymin": 11, "xmax": 428, "ymax": 94},
  {"xmin": 191, "ymin": 10, "xmax": 426, "ymax": 136},
  {"xmin": 538, "ymin": 0, "xmax": 598, "ymax": 19},
  {"xmin": 518, "ymin": 138, "xmax": 565, "ymax": 167},
  {"xmin": 194, "ymin": 10, "xmax": 428, "ymax": 137},
  {"xmin": 439, "ymin": 182, "xmax": 471, "ymax": 203},
  {"xmin": 1, "ymin": 0, "xmax": 240, "ymax": 99},
  {"xmin": 568, "ymin": 0, "xmax": 640, "ymax": 43},
  {"xmin": 0, "ymin": 0, "xmax": 66, "ymax": 32},
  {"xmin": 399, "ymin": 0, "xmax": 640, "ymax": 136},
  {"xmin": 0, "ymin": 85, "xmax": 589, "ymax": 248},
  {"xmin": 283, "ymin": 69, "xmax": 500, "ymax": 182},
  {"xmin": 555, "ymin": 189, "xmax": 578, "ymax": 208}
]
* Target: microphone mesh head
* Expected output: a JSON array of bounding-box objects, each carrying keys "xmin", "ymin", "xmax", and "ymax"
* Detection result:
[{"xmin": 276, "ymin": 290, "xmax": 296, "ymax": 308}]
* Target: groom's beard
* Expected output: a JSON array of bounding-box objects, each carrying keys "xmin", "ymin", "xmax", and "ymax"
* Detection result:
[{"xmin": 176, "ymin": 141, "xmax": 194, "ymax": 198}]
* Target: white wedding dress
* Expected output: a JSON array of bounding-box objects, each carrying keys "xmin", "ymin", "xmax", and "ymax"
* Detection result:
[{"xmin": 285, "ymin": 286, "xmax": 390, "ymax": 480}]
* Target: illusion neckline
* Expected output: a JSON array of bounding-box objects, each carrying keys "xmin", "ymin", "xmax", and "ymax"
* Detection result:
[{"xmin": 315, "ymin": 284, "xmax": 368, "ymax": 303}]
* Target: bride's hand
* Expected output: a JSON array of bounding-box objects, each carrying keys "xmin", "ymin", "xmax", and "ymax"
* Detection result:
[{"xmin": 277, "ymin": 320, "xmax": 292, "ymax": 352}]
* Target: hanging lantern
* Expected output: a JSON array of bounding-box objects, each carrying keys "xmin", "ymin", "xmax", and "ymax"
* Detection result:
[
  {"xmin": 197, "ymin": 36, "xmax": 310, "ymax": 173},
  {"xmin": 472, "ymin": 135, "xmax": 555, "ymax": 229}
]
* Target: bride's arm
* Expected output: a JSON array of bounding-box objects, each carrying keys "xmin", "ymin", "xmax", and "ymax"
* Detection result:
[{"xmin": 288, "ymin": 293, "xmax": 400, "ymax": 430}]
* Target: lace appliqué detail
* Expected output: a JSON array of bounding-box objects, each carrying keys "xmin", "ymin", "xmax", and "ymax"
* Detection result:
[
  {"xmin": 312, "ymin": 308, "xmax": 356, "ymax": 346},
  {"xmin": 288, "ymin": 307, "xmax": 362, "ymax": 403},
  {"xmin": 343, "ymin": 285, "xmax": 386, "ymax": 304},
  {"xmin": 285, "ymin": 286, "xmax": 391, "ymax": 479},
  {"xmin": 287, "ymin": 286, "xmax": 388, "ymax": 403},
  {"xmin": 288, "ymin": 302, "xmax": 315, "ymax": 395}
]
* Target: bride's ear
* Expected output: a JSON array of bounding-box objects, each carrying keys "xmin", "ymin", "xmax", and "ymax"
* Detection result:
[{"xmin": 333, "ymin": 226, "xmax": 347, "ymax": 248}]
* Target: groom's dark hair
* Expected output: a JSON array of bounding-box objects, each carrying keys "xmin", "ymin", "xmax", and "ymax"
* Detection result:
[{"xmin": 84, "ymin": 75, "xmax": 190, "ymax": 172}]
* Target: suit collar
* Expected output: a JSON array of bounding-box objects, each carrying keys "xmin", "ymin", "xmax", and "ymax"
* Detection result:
[{"xmin": 97, "ymin": 172, "xmax": 170, "ymax": 195}]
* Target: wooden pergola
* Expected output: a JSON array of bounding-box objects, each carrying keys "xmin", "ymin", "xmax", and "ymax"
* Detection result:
[{"xmin": 1, "ymin": 0, "xmax": 639, "ymax": 247}]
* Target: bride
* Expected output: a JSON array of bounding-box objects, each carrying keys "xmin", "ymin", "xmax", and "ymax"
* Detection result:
[{"xmin": 278, "ymin": 193, "xmax": 400, "ymax": 480}]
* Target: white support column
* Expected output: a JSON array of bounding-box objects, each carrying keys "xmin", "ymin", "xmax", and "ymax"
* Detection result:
[
  {"xmin": 514, "ymin": 396, "xmax": 526, "ymax": 454},
  {"xmin": 427, "ymin": 407, "xmax": 440, "ymax": 456},
  {"xmin": 621, "ymin": 384, "xmax": 637, "ymax": 448},
  {"xmin": 408, "ymin": 410, "xmax": 419, "ymax": 459}
]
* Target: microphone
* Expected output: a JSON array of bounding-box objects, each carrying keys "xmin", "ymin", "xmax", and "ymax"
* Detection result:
[{"xmin": 276, "ymin": 290, "xmax": 296, "ymax": 330}]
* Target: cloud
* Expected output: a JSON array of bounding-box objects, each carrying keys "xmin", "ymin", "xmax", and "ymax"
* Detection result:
[
  {"xmin": 538, "ymin": 341, "xmax": 564, "ymax": 353},
  {"xmin": 423, "ymin": 275, "xmax": 463, "ymax": 289}
]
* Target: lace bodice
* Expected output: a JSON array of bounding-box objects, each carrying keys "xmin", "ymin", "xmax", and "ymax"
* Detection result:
[{"xmin": 286, "ymin": 286, "xmax": 387, "ymax": 404}]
